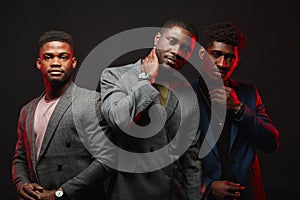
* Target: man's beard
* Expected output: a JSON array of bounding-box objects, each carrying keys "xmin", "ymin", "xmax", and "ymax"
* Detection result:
[{"xmin": 48, "ymin": 76, "xmax": 71, "ymax": 87}]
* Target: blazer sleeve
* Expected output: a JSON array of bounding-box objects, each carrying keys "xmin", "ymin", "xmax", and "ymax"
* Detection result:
[
  {"xmin": 61, "ymin": 159, "xmax": 110, "ymax": 199},
  {"xmin": 100, "ymin": 65, "xmax": 159, "ymax": 129},
  {"xmin": 236, "ymin": 85, "xmax": 280, "ymax": 153},
  {"xmin": 12, "ymin": 106, "xmax": 32, "ymax": 194}
]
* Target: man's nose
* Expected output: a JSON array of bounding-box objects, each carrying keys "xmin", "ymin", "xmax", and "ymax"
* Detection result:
[
  {"xmin": 171, "ymin": 44, "xmax": 182, "ymax": 56},
  {"xmin": 51, "ymin": 57, "xmax": 61, "ymax": 66},
  {"xmin": 216, "ymin": 55, "xmax": 227, "ymax": 68}
]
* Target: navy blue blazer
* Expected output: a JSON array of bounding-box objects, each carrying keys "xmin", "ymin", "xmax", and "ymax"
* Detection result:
[{"xmin": 191, "ymin": 77, "xmax": 279, "ymax": 200}]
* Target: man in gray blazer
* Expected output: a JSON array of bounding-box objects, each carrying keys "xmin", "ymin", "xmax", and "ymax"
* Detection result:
[
  {"xmin": 100, "ymin": 18, "xmax": 202, "ymax": 200},
  {"xmin": 12, "ymin": 30, "xmax": 110, "ymax": 200}
]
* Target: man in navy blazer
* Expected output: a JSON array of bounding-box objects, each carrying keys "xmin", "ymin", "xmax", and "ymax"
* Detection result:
[
  {"xmin": 192, "ymin": 22, "xmax": 280, "ymax": 200},
  {"xmin": 12, "ymin": 30, "xmax": 111, "ymax": 200}
]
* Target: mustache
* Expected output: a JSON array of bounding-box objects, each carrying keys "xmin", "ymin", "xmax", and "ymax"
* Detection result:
[{"xmin": 165, "ymin": 54, "xmax": 185, "ymax": 67}]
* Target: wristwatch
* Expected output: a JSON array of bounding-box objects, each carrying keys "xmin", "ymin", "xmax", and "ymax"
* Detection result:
[
  {"xmin": 55, "ymin": 187, "xmax": 64, "ymax": 199},
  {"xmin": 138, "ymin": 72, "xmax": 153, "ymax": 83}
]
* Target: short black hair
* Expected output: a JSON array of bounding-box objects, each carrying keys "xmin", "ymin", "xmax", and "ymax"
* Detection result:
[
  {"xmin": 38, "ymin": 30, "xmax": 74, "ymax": 51},
  {"xmin": 202, "ymin": 21, "xmax": 246, "ymax": 51},
  {"xmin": 161, "ymin": 18, "xmax": 199, "ymax": 41}
]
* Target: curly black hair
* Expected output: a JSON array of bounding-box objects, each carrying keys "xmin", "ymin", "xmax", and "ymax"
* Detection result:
[
  {"xmin": 202, "ymin": 22, "xmax": 246, "ymax": 51},
  {"xmin": 38, "ymin": 30, "xmax": 74, "ymax": 51}
]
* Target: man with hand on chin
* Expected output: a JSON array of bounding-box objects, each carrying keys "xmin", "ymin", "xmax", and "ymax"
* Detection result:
[
  {"xmin": 99, "ymin": 18, "xmax": 202, "ymax": 200},
  {"xmin": 192, "ymin": 22, "xmax": 280, "ymax": 200}
]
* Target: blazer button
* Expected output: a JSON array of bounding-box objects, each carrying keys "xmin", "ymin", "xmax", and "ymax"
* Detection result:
[
  {"xmin": 57, "ymin": 164, "xmax": 62, "ymax": 171},
  {"xmin": 146, "ymin": 97, "xmax": 152, "ymax": 103},
  {"xmin": 66, "ymin": 141, "xmax": 71, "ymax": 147}
]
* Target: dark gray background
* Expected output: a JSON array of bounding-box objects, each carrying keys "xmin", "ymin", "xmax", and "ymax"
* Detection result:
[{"xmin": 1, "ymin": 0, "xmax": 298, "ymax": 199}]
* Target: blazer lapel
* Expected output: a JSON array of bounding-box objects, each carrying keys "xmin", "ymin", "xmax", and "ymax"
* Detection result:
[
  {"xmin": 229, "ymin": 79, "xmax": 244, "ymax": 151},
  {"xmin": 27, "ymin": 94, "xmax": 44, "ymax": 171},
  {"xmin": 196, "ymin": 79, "xmax": 220, "ymax": 159},
  {"xmin": 200, "ymin": 126, "xmax": 220, "ymax": 159},
  {"xmin": 230, "ymin": 124, "xmax": 238, "ymax": 151},
  {"xmin": 37, "ymin": 83, "xmax": 75, "ymax": 161},
  {"xmin": 164, "ymin": 91, "xmax": 178, "ymax": 122}
]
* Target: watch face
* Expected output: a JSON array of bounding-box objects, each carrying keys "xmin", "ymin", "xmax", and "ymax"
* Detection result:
[
  {"xmin": 55, "ymin": 190, "xmax": 63, "ymax": 198},
  {"xmin": 138, "ymin": 72, "xmax": 147, "ymax": 78},
  {"xmin": 138, "ymin": 72, "xmax": 152, "ymax": 81}
]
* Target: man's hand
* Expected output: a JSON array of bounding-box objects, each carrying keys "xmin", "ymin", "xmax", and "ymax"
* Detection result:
[
  {"xmin": 210, "ymin": 180, "xmax": 245, "ymax": 200},
  {"xmin": 36, "ymin": 189, "xmax": 56, "ymax": 200},
  {"xmin": 209, "ymin": 86, "xmax": 241, "ymax": 112},
  {"xmin": 19, "ymin": 182, "xmax": 43, "ymax": 200},
  {"xmin": 141, "ymin": 47, "xmax": 159, "ymax": 82}
]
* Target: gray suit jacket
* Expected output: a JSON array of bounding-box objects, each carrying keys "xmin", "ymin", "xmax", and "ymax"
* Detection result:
[
  {"xmin": 12, "ymin": 82, "xmax": 110, "ymax": 200},
  {"xmin": 100, "ymin": 60, "xmax": 202, "ymax": 200}
]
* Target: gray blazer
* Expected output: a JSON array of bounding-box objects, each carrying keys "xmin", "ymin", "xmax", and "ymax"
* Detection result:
[
  {"xmin": 100, "ymin": 60, "xmax": 202, "ymax": 200},
  {"xmin": 12, "ymin": 82, "xmax": 110, "ymax": 200}
]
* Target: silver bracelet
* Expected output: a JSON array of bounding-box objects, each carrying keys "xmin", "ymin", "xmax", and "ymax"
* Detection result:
[{"xmin": 234, "ymin": 102, "xmax": 243, "ymax": 115}]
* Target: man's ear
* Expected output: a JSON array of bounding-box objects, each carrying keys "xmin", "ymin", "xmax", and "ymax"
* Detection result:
[
  {"xmin": 72, "ymin": 57, "xmax": 77, "ymax": 69},
  {"xmin": 198, "ymin": 46, "xmax": 205, "ymax": 60},
  {"xmin": 237, "ymin": 55, "xmax": 241, "ymax": 66},
  {"xmin": 154, "ymin": 32, "xmax": 161, "ymax": 46},
  {"xmin": 36, "ymin": 58, "xmax": 41, "ymax": 70}
]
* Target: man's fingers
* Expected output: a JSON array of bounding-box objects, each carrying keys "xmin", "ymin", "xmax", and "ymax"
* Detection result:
[
  {"xmin": 210, "ymin": 91, "xmax": 227, "ymax": 104},
  {"xmin": 20, "ymin": 191, "xmax": 36, "ymax": 200},
  {"xmin": 23, "ymin": 184, "xmax": 41, "ymax": 199},
  {"xmin": 210, "ymin": 92, "xmax": 226, "ymax": 99},
  {"xmin": 225, "ymin": 182, "xmax": 246, "ymax": 198},
  {"xmin": 226, "ymin": 182, "xmax": 240, "ymax": 186},
  {"xmin": 227, "ymin": 182, "xmax": 245, "ymax": 188},
  {"xmin": 151, "ymin": 46, "xmax": 156, "ymax": 55},
  {"xmin": 32, "ymin": 183, "xmax": 44, "ymax": 191},
  {"xmin": 141, "ymin": 47, "xmax": 159, "ymax": 77},
  {"xmin": 20, "ymin": 189, "xmax": 40, "ymax": 200},
  {"xmin": 226, "ymin": 190, "xmax": 241, "ymax": 197},
  {"xmin": 210, "ymin": 87, "xmax": 226, "ymax": 93}
]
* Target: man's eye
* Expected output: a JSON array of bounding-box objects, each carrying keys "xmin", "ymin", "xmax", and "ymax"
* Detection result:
[
  {"xmin": 181, "ymin": 47, "xmax": 191, "ymax": 55},
  {"xmin": 212, "ymin": 51, "xmax": 221, "ymax": 58},
  {"xmin": 60, "ymin": 55, "xmax": 69, "ymax": 60},
  {"xmin": 44, "ymin": 55, "xmax": 51, "ymax": 60},
  {"xmin": 168, "ymin": 38, "xmax": 176, "ymax": 45},
  {"xmin": 225, "ymin": 55, "xmax": 236, "ymax": 62}
]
